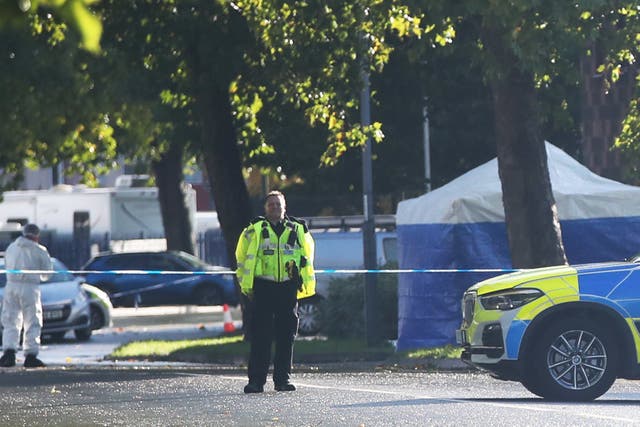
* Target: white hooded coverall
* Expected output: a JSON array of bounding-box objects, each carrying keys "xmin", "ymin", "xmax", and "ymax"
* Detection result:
[{"xmin": 2, "ymin": 236, "xmax": 52, "ymax": 355}]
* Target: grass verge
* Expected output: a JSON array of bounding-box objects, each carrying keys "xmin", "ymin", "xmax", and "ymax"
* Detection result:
[
  {"xmin": 109, "ymin": 335, "xmax": 462, "ymax": 367},
  {"xmin": 400, "ymin": 345, "xmax": 463, "ymax": 360}
]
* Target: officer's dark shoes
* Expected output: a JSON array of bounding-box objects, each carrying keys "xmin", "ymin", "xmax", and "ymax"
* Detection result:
[
  {"xmin": 0, "ymin": 350, "xmax": 16, "ymax": 367},
  {"xmin": 23, "ymin": 354, "xmax": 46, "ymax": 368},
  {"xmin": 275, "ymin": 382, "xmax": 296, "ymax": 392},
  {"xmin": 244, "ymin": 383, "xmax": 264, "ymax": 394}
]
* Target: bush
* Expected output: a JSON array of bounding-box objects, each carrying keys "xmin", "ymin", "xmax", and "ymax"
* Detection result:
[{"xmin": 319, "ymin": 263, "xmax": 398, "ymax": 339}]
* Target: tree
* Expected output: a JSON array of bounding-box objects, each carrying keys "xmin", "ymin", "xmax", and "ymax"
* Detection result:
[
  {"xmin": 231, "ymin": 0, "xmax": 437, "ymax": 221},
  {"xmin": 180, "ymin": 2, "xmax": 254, "ymax": 262},
  {"xmin": 92, "ymin": 1, "xmax": 428, "ymax": 262},
  {"xmin": 0, "ymin": 0, "xmax": 102, "ymax": 53},
  {"xmin": 0, "ymin": 9, "xmax": 115, "ymax": 195},
  {"xmin": 90, "ymin": 2, "xmax": 204, "ymax": 254},
  {"xmin": 237, "ymin": 1, "xmax": 424, "ymax": 163},
  {"xmin": 404, "ymin": 1, "xmax": 640, "ymax": 268},
  {"xmin": 480, "ymin": 18, "xmax": 567, "ymax": 268}
]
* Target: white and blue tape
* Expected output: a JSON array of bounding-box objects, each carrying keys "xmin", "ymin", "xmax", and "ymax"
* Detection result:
[
  {"xmin": 0, "ymin": 268, "xmax": 518, "ymax": 299},
  {"xmin": 1, "ymin": 268, "xmax": 518, "ymax": 275}
]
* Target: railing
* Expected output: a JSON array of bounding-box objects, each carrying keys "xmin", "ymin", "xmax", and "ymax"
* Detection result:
[
  {"xmin": 301, "ymin": 214, "xmax": 396, "ymax": 231},
  {"xmin": 9, "ymin": 215, "xmax": 396, "ymax": 269}
]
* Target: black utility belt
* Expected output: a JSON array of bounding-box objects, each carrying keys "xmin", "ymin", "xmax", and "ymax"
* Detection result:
[{"xmin": 255, "ymin": 277, "xmax": 293, "ymax": 285}]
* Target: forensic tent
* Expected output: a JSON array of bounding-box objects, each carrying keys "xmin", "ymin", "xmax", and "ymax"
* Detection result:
[{"xmin": 395, "ymin": 142, "xmax": 640, "ymax": 350}]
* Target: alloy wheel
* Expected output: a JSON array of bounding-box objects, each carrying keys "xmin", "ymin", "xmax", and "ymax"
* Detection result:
[
  {"xmin": 546, "ymin": 329, "xmax": 607, "ymax": 390},
  {"xmin": 297, "ymin": 301, "xmax": 320, "ymax": 336}
]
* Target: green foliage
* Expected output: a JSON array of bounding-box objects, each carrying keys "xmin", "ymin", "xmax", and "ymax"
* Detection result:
[
  {"xmin": 236, "ymin": 0, "xmax": 427, "ymax": 166},
  {"xmin": 3, "ymin": 0, "xmax": 639, "ymax": 230},
  {"xmin": 0, "ymin": 0, "xmax": 102, "ymax": 53},
  {"xmin": 320, "ymin": 264, "xmax": 398, "ymax": 340},
  {"xmin": 0, "ymin": 10, "xmax": 116, "ymax": 190},
  {"xmin": 615, "ymin": 97, "xmax": 640, "ymax": 183},
  {"xmin": 373, "ymin": 34, "xmax": 497, "ymax": 193},
  {"xmin": 415, "ymin": 1, "xmax": 640, "ymax": 100},
  {"xmin": 92, "ymin": 0, "xmax": 251, "ymax": 169}
]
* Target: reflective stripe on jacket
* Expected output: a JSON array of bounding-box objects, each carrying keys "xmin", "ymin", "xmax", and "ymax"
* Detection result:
[{"xmin": 235, "ymin": 217, "xmax": 316, "ymax": 299}]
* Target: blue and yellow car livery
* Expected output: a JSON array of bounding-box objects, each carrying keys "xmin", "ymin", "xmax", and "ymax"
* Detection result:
[{"xmin": 456, "ymin": 260, "xmax": 640, "ymax": 401}]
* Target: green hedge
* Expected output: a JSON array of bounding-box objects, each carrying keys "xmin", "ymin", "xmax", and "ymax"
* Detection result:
[{"xmin": 319, "ymin": 263, "xmax": 398, "ymax": 339}]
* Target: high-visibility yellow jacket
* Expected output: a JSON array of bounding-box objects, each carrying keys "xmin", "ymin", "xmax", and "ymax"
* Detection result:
[{"xmin": 235, "ymin": 216, "xmax": 316, "ymax": 299}]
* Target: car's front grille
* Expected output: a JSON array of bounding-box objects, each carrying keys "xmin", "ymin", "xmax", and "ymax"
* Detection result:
[
  {"xmin": 43, "ymin": 304, "xmax": 71, "ymax": 324},
  {"xmin": 462, "ymin": 291, "xmax": 476, "ymax": 326}
]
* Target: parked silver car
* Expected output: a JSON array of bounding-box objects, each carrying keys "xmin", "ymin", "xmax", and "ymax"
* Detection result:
[{"xmin": 0, "ymin": 257, "xmax": 93, "ymax": 342}]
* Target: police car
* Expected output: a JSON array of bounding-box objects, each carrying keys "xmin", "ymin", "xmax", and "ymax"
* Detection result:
[{"xmin": 456, "ymin": 257, "xmax": 640, "ymax": 401}]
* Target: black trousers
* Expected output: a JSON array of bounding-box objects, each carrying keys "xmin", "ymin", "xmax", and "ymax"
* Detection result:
[{"xmin": 247, "ymin": 278, "xmax": 299, "ymax": 386}]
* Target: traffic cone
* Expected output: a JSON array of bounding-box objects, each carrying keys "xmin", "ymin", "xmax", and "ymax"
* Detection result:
[{"xmin": 223, "ymin": 304, "xmax": 236, "ymax": 333}]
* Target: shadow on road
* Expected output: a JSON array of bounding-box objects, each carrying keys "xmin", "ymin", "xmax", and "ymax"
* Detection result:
[{"xmin": 0, "ymin": 367, "xmax": 225, "ymax": 388}]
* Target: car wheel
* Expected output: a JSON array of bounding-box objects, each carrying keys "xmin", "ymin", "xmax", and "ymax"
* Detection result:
[
  {"xmin": 298, "ymin": 299, "xmax": 322, "ymax": 336},
  {"xmin": 89, "ymin": 305, "xmax": 105, "ymax": 330},
  {"xmin": 520, "ymin": 372, "xmax": 546, "ymax": 398},
  {"xmin": 523, "ymin": 318, "xmax": 617, "ymax": 401},
  {"xmin": 74, "ymin": 327, "xmax": 92, "ymax": 342},
  {"xmin": 195, "ymin": 285, "xmax": 221, "ymax": 306}
]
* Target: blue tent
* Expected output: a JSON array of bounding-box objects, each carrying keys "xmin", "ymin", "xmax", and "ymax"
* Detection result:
[{"xmin": 395, "ymin": 143, "xmax": 640, "ymax": 350}]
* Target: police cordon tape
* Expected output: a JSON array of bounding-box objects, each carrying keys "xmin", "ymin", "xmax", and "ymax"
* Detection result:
[
  {"xmin": 1, "ymin": 268, "xmax": 519, "ymax": 275},
  {"xmin": 0, "ymin": 268, "xmax": 521, "ymax": 300}
]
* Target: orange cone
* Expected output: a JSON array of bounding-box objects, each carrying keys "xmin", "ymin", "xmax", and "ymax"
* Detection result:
[{"xmin": 223, "ymin": 304, "xmax": 236, "ymax": 333}]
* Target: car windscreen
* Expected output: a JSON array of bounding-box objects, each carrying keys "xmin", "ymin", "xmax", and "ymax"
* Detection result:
[
  {"xmin": 174, "ymin": 251, "xmax": 210, "ymax": 270},
  {"xmin": 1, "ymin": 259, "xmax": 72, "ymax": 286},
  {"xmin": 41, "ymin": 259, "xmax": 75, "ymax": 284}
]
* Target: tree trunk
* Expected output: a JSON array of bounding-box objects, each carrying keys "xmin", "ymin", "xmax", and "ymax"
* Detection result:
[
  {"xmin": 184, "ymin": 6, "xmax": 253, "ymax": 268},
  {"xmin": 483, "ymin": 28, "xmax": 567, "ymax": 269},
  {"xmin": 195, "ymin": 85, "xmax": 253, "ymax": 267},
  {"xmin": 580, "ymin": 42, "xmax": 638, "ymax": 181},
  {"xmin": 198, "ymin": 89, "xmax": 252, "ymax": 341},
  {"xmin": 185, "ymin": 7, "xmax": 253, "ymax": 337},
  {"xmin": 192, "ymin": 74, "xmax": 253, "ymax": 340},
  {"xmin": 152, "ymin": 142, "xmax": 195, "ymax": 254}
]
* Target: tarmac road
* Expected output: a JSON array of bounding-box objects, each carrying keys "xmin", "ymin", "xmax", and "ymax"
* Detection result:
[
  {"xmin": 2, "ymin": 306, "xmax": 640, "ymax": 426},
  {"xmin": 2, "ymin": 368, "xmax": 640, "ymax": 426}
]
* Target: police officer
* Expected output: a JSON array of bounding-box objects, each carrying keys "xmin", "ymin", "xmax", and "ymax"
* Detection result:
[
  {"xmin": 236, "ymin": 190, "xmax": 316, "ymax": 393},
  {"xmin": 0, "ymin": 223, "xmax": 52, "ymax": 368}
]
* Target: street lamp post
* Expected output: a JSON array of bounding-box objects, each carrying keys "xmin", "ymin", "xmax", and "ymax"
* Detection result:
[{"xmin": 360, "ymin": 55, "xmax": 379, "ymax": 347}]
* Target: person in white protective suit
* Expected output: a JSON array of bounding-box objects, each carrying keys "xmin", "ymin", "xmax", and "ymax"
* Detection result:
[{"xmin": 0, "ymin": 223, "xmax": 52, "ymax": 368}]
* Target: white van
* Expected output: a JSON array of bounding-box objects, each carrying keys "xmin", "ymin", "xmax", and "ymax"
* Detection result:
[{"xmin": 298, "ymin": 230, "xmax": 397, "ymax": 335}]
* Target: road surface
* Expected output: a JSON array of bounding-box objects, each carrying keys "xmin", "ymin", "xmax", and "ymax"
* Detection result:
[{"xmin": 3, "ymin": 306, "xmax": 640, "ymax": 426}]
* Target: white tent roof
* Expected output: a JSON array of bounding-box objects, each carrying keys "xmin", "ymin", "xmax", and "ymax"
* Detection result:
[{"xmin": 397, "ymin": 142, "xmax": 640, "ymax": 225}]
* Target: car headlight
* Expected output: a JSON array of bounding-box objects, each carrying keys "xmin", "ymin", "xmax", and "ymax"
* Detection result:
[{"xmin": 479, "ymin": 288, "xmax": 543, "ymax": 311}]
